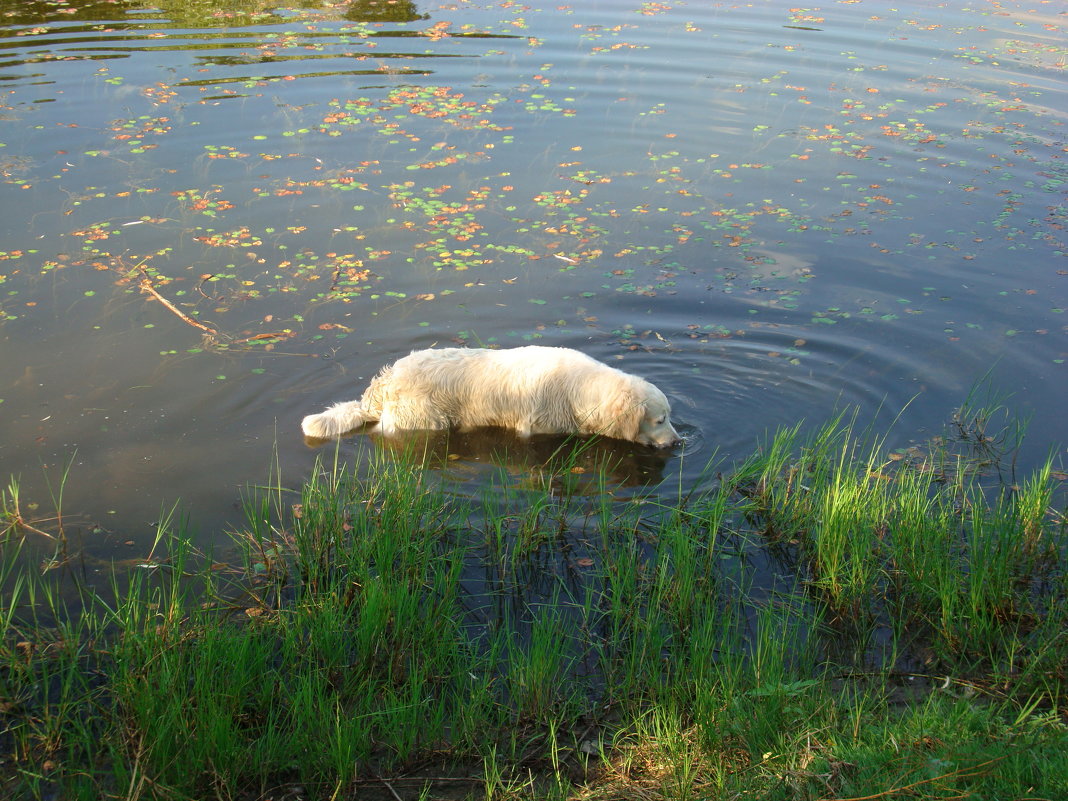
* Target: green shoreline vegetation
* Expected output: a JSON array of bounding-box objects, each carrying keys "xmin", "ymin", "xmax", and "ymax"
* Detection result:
[{"xmin": 2, "ymin": 405, "xmax": 1066, "ymax": 800}]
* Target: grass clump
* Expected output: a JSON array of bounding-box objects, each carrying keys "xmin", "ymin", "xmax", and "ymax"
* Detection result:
[{"xmin": 1, "ymin": 406, "xmax": 1066, "ymax": 799}]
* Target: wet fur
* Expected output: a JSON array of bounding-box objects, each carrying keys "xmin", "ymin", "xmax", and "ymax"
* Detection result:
[{"xmin": 301, "ymin": 346, "xmax": 680, "ymax": 448}]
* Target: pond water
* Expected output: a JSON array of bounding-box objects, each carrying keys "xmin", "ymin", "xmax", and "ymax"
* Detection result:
[{"xmin": 1, "ymin": 0, "xmax": 1065, "ymax": 560}]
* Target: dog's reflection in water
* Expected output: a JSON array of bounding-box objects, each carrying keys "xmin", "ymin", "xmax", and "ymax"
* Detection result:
[{"xmin": 303, "ymin": 425, "xmax": 676, "ymax": 489}]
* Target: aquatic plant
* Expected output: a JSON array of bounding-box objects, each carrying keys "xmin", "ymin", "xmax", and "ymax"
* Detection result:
[{"xmin": 2, "ymin": 407, "xmax": 1065, "ymax": 799}]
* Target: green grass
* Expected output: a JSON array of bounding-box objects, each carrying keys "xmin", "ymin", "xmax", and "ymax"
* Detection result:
[{"xmin": 1, "ymin": 407, "xmax": 1066, "ymax": 799}]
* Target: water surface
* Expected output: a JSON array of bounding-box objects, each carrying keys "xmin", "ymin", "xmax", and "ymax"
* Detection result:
[{"xmin": 1, "ymin": 0, "xmax": 1064, "ymax": 559}]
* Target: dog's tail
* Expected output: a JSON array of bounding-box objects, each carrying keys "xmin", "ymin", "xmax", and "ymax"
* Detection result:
[{"xmin": 301, "ymin": 401, "xmax": 370, "ymax": 439}]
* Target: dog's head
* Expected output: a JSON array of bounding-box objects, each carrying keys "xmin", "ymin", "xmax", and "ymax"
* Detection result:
[{"xmin": 603, "ymin": 377, "xmax": 681, "ymax": 449}]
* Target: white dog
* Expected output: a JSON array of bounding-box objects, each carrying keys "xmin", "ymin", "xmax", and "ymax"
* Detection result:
[{"xmin": 301, "ymin": 346, "xmax": 681, "ymax": 448}]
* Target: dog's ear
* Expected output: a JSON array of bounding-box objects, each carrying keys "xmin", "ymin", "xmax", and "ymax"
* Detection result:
[{"xmin": 598, "ymin": 382, "xmax": 645, "ymax": 442}]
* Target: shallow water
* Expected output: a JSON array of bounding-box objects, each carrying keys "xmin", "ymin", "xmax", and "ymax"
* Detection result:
[{"xmin": 1, "ymin": 0, "xmax": 1065, "ymax": 560}]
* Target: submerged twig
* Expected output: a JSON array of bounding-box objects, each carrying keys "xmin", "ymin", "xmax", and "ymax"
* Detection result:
[
  {"xmin": 8, "ymin": 516, "xmax": 57, "ymax": 541},
  {"xmin": 371, "ymin": 772, "xmax": 404, "ymax": 801},
  {"xmin": 138, "ymin": 268, "xmax": 219, "ymax": 337},
  {"xmin": 3, "ymin": 478, "xmax": 57, "ymax": 540}
]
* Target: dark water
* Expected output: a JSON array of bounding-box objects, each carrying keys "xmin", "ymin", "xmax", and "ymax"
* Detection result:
[{"xmin": 1, "ymin": 0, "xmax": 1065, "ymax": 560}]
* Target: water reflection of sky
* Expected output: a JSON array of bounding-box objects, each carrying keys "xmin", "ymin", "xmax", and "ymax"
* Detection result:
[{"xmin": 0, "ymin": 0, "xmax": 1064, "ymax": 555}]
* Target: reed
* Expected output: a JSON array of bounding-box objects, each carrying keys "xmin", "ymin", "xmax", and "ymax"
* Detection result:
[{"xmin": 2, "ymin": 406, "xmax": 1065, "ymax": 799}]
